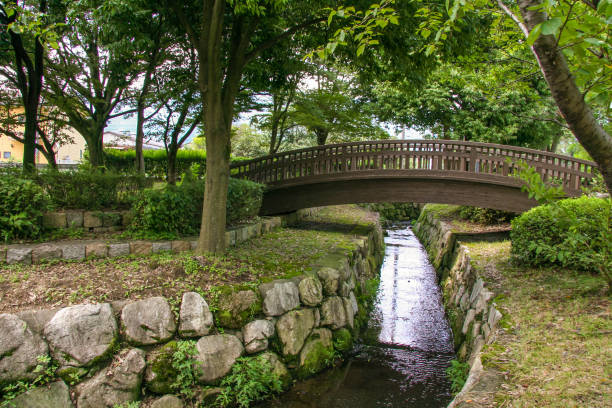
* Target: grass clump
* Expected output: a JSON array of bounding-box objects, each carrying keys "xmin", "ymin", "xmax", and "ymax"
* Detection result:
[
  {"xmin": 1, "ymin": 355, "xmax": 58, "ymax": 407},
  {"xmin": 215, "ymin": 355, "xmax": 283, "ymax": 407},
  {"xmin": 446, "ymin": 359, "xmax": 469, "ymax": 395}
]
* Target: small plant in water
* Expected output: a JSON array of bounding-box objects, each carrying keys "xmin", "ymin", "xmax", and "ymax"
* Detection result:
[{"xmin": 446, "ymin": 359, "xmax": 469, "ymax": 395}]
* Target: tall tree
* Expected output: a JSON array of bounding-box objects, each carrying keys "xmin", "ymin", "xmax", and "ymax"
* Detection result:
[
  {"xmin": 416, "ymin": 0, "xmax": 612, "ymax": 192},
  {"xmin": 0, "ymin": 0, "xmax": 53, "ymax": 171},
  {"xmin": 372, "ymin": 62, "xmax": 565, "ymax": 149},
  {"xmin": 166, "ymin": 0, "xmax": 330, "ymax": 254},
  {"xmin": 291, "ymin": 69, "xmax": 388, "ymax": 145},
  {"xmin": 44, "ymin": 0, "xmax": 145, "ymax": 167},
  {"xmin": 147, "ymin": 44, "xmax": 201, "ymax": 184}
]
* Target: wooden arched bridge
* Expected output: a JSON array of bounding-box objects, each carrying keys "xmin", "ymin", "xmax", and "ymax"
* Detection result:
[{"xmin": 230, "ymin": 140, "xmax": 597, "ymax": 215}]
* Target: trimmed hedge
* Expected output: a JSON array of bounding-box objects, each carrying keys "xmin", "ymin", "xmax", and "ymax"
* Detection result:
[
  {"xmin": 129, "ymin": 178, "xmax": 264, "ymax": 236},
  {"xmin": 105, "ymin": 149, "xmax": 207, "ymax": 180},
  {"xmin": 33, "ymin": 169, "xmax": 151, "ymax": 210},
  {"xmin": 0, "ymin": 177, "xmax": 50, "ymax": 241},
  {"xmin": 511, "ymin": 196, "xmax": 611, "ymax": 274},
  {"xmin": 104, "ymin": 149, "xmax": 249, "ymax": 180}
]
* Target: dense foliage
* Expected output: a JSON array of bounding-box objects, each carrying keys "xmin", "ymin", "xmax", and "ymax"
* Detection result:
[
  {"xmin": 458, "ymin": 206, "xmax": 516, "ymax": 225},
  {"xmin": 364, "ymin": 202, "xmax": 421, "ymax": 222},
  {"xmin": 0, "ymin": 177, "xmax": 49, "ymax": 241},
  {"xmin": 511, "ymin": 197, "xmax": 611, "ymax": 284},
  {"xmin": 33, "ymin": 169, "xmax": 151, "ymax": 210},
  {"xmin": 129, "ymin": 178, "xmax": 264, "ymax": 237}
]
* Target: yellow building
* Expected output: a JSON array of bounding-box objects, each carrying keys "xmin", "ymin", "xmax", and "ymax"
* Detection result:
[{"xmin": 0, "ymin": 108, "xmax": 87, "ymax": 165}]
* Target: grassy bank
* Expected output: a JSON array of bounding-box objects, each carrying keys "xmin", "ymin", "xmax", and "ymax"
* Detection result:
[
  {"xmin": 0, "ymin": 205, "xmax": 379, "ymax": 314},
  {"xmin": 418, "ymin": 200, "xmax": 612, "ymax": 407},
  {"xmin": 467, "ymin": 240, "xmax": 610, "ymax": 407}
]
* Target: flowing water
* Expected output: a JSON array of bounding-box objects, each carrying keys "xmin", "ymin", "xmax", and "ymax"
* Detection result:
[{"xmin": 261, "ymin": 223, "xmax": 455, "ymax": 408}]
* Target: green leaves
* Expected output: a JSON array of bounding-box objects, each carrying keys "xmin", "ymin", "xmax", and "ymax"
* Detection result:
[
  {"xmin": 540, "ymin": 17, "xmax": 562, "ymax": 35},
  {"xmin": 216, "ymin": 354, "xmax": 284, "ymax": 407},
  {"xmin": 308, "ymin": 0, "xmax": 399, "ymax": 60}
]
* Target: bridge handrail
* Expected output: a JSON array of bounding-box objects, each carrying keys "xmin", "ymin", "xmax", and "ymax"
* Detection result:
[
  {"xmin": 230, "ymin": 139, "xmax": 597, "ymax": 195},
  {"xmin": 230, "ymin": 139, "xmax": 597, "ymax": 169}
]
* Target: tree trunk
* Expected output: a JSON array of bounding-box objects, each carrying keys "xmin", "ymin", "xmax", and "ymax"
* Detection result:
[
  {"xmin": 315, "ymin": 128, "xmax": 328, "ymax": 146},
  {"xmin": 167, "ymin": 146, "xmax": 178, "ymax": 185},
  {"xmin": 87, "ymin": 126, "xmax": 106, "ymax": 168},
  {"xmin": 135, "ymin": 102, "xmax": 146, "ymax": 174},
  {"xmin": 269, "ymin": 120, "xmax": 279, "ymax": 154},
  {"xmin": 197, "ymin": 108, "xmax": 230, "ymax": 254},
  {"xmin": 519, "ymin": 0, "xmax": 612, "ymax": 193},
  {"xmin": 22, "ymin": 107, "xmax": 37, "ymax": 172}
]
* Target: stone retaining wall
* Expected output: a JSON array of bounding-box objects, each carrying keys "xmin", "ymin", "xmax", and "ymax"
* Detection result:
[
  {"xmin": 1, "ymin": 212, "xmax": 310, "ymax": 265},
  {"xmin": 0, "ymin": 211, "xmax": 385, "ymax": 408},
  {"xmin": 414, "ymin": 206, "xmax": 503, "ymax": 407}
]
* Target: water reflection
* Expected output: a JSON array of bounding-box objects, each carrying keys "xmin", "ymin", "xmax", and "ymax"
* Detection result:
[{"xmin": 261, "ymin": 224, "xmax": 455, "ymax": 408}]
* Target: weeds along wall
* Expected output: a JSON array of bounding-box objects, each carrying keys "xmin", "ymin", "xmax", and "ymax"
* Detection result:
[
  {"xmin": 414, "ymin": 205, "xmax": 505, "ymax": 407},
  {"xmin": 0, "ymin": 210, "xmax": 385, "ymax": 408}
]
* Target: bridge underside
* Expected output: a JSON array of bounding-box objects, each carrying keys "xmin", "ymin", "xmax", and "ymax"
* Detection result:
[{"xmin": 259, "ymin": 175, "xmax": 538, "ymax": 215}]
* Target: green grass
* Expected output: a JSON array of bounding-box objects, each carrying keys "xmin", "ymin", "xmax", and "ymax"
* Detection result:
[
  {"xmin": 0, "ymin": 205, "xmax": 377, "ymax": 314},
  {"xmin": 465, "ymin": 241, "xmax": 611, "ymax": 407}
]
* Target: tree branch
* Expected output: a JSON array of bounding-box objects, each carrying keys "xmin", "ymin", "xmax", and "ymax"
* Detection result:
[
  {"xmin": 245, "ymin": 17, "xmax": 326, "ymax": 63},
  {"xmin": 496, "ymin": 0, "xmax": 530, "ymax": 37}
]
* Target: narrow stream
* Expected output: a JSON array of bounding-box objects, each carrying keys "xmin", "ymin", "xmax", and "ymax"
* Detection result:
[{"xmin": 262, "ymin": 223, "xmax": 455, "ymax": 407}]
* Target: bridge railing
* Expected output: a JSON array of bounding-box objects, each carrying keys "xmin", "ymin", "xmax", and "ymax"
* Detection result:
[{"xmin": 230, "ymin": 140, "xmax": 597, "ymax": 195}]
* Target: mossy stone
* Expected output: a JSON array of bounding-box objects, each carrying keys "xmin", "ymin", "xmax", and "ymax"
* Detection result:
[
  {"xmin": 296, "ymin": 328, "xmax": 334, "ymax": 379},
  {"xmin": 216, "ymin": 287, "xmax": 262, "ymax": 329},
  {"xmin": 145, "ymin": 341, "xmax": 179, "ymax": 394},
  {"xmin": 332, "ymin": 328, "xmax": 353, "ymax": 354}
]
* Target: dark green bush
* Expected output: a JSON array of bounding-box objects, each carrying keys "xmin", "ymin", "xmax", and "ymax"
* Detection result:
[
  {"xmin": 458, "ymin": 206, "xmax": 516, "ymax": 225},
  {"xmin": 33, "ymin": 169, "xmax": 151, "ymax": 210},
  {"xmin": 511, "ymin": 196, "xmax": 611, "ymax": 276},
  {"xmin": 129, "ymin": 178, "xmax": 264, "ymax": 236},
  {"xmin": 0, "ymin": 177, "xmax": 50, "ymax": 241}
]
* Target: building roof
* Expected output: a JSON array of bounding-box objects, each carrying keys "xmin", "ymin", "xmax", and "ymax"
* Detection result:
[{"xmin": 104, "ymin": 131, "xmax": 164, "ymax": 150}]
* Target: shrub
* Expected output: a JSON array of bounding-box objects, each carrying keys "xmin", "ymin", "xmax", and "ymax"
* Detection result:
[
  {"xmin": 0, "ymin": 177, "xmax": 49, "ymax": 241},
  {"xmin": 129, "ymin": 178, "xmax": 264, "ymax": 236},
  {"xmin": 511, "ymin": 196, "xmax": 611, "ymax": 282},
  {"xmin": 129, "ymin": 183, "xmax": 202, "ymax": 237},
  {"xmin": 33, "ymin": 169, "xmax": 151, "ymax": 210},
  {"xmin": 215, "ymin": 355, "xmax": 283, "ymax": 407},
  {"xmin": 458, "ymin": 206, "xmax": 516, "ymax": 225}
]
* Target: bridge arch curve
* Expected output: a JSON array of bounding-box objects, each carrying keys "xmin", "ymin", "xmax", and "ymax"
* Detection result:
[{"xmin": 230, "ymin": 140, "xmax": 597, "ymax": 215}]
